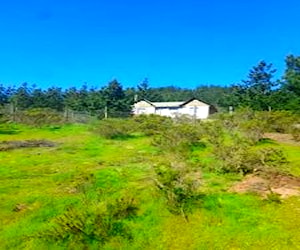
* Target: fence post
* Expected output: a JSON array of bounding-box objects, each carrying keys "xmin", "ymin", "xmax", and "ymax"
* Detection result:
[{"xmin": 104, "ymin": 106, "xmax": 108, "ymax": 119}]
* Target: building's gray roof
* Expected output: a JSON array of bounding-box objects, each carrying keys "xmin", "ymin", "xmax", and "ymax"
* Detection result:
[
  {"xmin": 135, "ymin": 98, "xmax": 211, "ymax": 108},
  {"xmin": 151, "ymin": 102, "xmax": 184, "ymax": 108}
]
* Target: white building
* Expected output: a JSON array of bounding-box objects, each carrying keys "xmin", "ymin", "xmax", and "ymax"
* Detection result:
[{"xmin": 133, "ymin": 98, "xmax": 216, "ymax": 119}]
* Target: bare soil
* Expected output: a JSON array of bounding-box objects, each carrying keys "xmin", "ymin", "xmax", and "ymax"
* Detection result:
[
  {"xmin": 0, "ymin": 140, "xmax": 56, "ymax": 151},
  {"xmin": 230, "ymin": 132, "xmax": 300, "ymax": 198},
  {"xmin": 264, "ymin": 133, "xmax": 300, "ymax": 145},
  {"xmin": 229, "ymin": 172, "xmax": 300, "ymax": 198}
]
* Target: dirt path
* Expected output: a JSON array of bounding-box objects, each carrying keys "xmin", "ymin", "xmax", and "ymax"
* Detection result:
[
  {"xmin": 229, "ymin": 173, "xmax": 300, "ymax": 198},
  {"xmin": 264, "ymin": 133, "xmax": 300, "ymax": 146},
  {"xmin": 0, "ymin": 140, "xmax": 56, "ymax": 151}
]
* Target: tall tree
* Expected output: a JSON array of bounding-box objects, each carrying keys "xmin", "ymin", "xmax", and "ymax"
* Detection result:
[
  {"xmin": 31, "ymin": 88, "xmax": 47, "ymax": 108},
  {"xmin": 276, "ymin": 54, "xmax": 300, "ymax": 111},
  {"xmin": 64, "ymin": 87, "xmax": 81, "ymax": 111},
  {"xmin": 284, "ymin": 55, "xmax": 300, "ymax": 96},
  {"xmin": 137, "ymin": 78, "xmax": 150, "ymax": 100},
  {"xmin": 227, "ymin": 61, "xmax": 278, "ymax": 110},
  {"xmin": 44, "ymin": 87, "xmax": 64, "ymax": 111},
  {"xmin": 102, "ymin": 80, "xmax": 130, "ymax": 117},
  {"xmin": 136, "ymin": 78, "xmax": 161, "ymax": 101},
  {"xmin": 0, "ymin": 85, "xmax": 14, "ymax": 105},
  {"xmin": 11, "ymin": 83, "xmax": 33, "ymax": 110}
]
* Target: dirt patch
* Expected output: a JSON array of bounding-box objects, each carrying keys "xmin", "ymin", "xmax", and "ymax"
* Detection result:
[
  {"xmin": 229, "ymin": 172, "xmax": 300, "ymax": 199},
  {"xmin": 0, "ymin": 140, "xmax": 57, "ymax": 151},
  {"xmin": 264, "ymin": 133, "xmax": 300, "ymax": 145},
  {"xmin": 13, "ymin": 203, "xmax": 29, "ymax": 212}
]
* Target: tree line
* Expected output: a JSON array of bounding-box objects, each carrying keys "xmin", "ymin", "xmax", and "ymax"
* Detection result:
[{"xmin": 0, "ymin": 54, "xmax": 300, "ymax": 115}]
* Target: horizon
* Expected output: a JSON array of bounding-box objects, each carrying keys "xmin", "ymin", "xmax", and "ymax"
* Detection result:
[{"xmin": 0, "ymin": 0, "xmax": 299, "ymax": 89}]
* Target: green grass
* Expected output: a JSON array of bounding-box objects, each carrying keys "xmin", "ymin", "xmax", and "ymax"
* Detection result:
[{"xmin": 1, "ymin": 124, "xmax": 300, "ymax": 249}]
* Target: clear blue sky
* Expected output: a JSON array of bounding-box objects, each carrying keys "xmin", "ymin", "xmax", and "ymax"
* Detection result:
[{"xmin": 0, "ymin": 0, "xmax": 299, "ymax": 89}]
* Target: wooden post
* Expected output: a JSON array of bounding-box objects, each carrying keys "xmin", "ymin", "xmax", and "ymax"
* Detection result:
[{"xmin": 104, "ymin": 106, "xmax": 108, "ymax": 119}]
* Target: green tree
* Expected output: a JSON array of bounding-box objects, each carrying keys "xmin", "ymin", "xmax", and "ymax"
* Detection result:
[
  {"xmin": 0, "ymin": 85, "xmax": 13, "ymax": 105},
  {"xmin": 31, "ymin": 88, "xmax": 47, "ymax": 109},
  {"xmin": 44, "ymin": 87, "xmax": 64, "ymax": 111},
  {"xmin": 102, "ymin": 80, "xmax": 130, "ymax": 117},
  {"xmin": 228, "ymin": 61, "xmax": 278, "ymax": 110},
  {"xmin": 64, "ymin": 87, "xmax": 81, "ymax": 111},
  {"xmin": 284, "ymin": 55, "xmax": 300, "ymax": 96},
  {"xmin": 137, "ymin": 78, "xmax": 161, "ymax": 101},
  {"xmin": 11, "ymin": 83, "xmax": 33, "ymax": 110}
]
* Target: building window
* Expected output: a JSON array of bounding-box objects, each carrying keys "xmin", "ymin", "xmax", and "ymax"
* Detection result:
[{"xmin": 137, "ymin": 108, "xmax": 146, "ymax": 114}]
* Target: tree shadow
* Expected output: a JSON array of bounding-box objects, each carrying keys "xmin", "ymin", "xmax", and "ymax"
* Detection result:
[
  {"xmin": 257, "ymin": 138, "xmax": 277, "ymax": 145},
  {"xmin": 0, "ymin": 129, "xmax": 21, "ymax": 135},
  {"xmin": 111, "ymin": 134, "xmax": 139, "ymax": 141}
]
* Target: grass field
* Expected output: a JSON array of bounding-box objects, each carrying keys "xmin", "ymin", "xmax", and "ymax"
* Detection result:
[{"xmin": 0, "ymin": 124, "xmax": 300, "ymax": 249}]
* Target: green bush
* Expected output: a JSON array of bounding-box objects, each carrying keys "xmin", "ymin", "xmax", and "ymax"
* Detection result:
[
  {"xmin": 152, "ymin": 121, "xmax": 203, "ymax": 157},
  {"xmin": 15, "ymin": 108, "xmax": 64, "ymax": 127},
  {"xmin": 41, "ymin": 197, "xmax": 139, "ymax": 247},
  {"xmin": 216, "ymin": 109, "xmax": 300, "ymax": 143},
  {"xmin": 216, "ymin": 109, "xmax": 267, "ymax": 144},
  {"xmin": 291, "ymin": 126, "xmax": 300, "ymax": 141},
  {"xmin": 211, "ymin": 143, "xmax": 288, "ymax": 174},
  {"xmin": 133, "ymin": 114, "xmax": 173, "ymax": 136},
  {"xmin": 153, "ymin": 155, "xmax": 202, "ymax": 220},
  {"xmin": 203, "ymin": 120, "xmax": 288, "ymax": 174},
  {"xmin": 95, "ymin": 118, "xmax": 135, "ymax": 139},
  {"xmin": 264, "ymin": 111, "xmax": 299, "ymax": 133},
  {"xmin": 266, "ymin": 190, "xmax": 282, "ymax": 204},
  {"xmin": 257, "ymin": 147, "xmax": 288, "ymax": 167}
]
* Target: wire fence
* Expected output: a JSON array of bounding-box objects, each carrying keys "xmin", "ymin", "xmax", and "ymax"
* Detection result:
[{"xmin": 0, "ymin": 104, "xmax": 133, "ymax": 124}]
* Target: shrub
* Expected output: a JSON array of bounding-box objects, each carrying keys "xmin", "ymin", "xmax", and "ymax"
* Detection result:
[
  {"xmin": 152, "ymin": 121, "xmax": 203, "ymax": 157},
  {"xmin": 291, "ymin": 126, "xmax": 300, "ymax": 141},
  {"xmin": 266, "ymin": 187, "xmax": 282, "ymax": 204},
  {"xmin": 216, "ymin": 109, "xmax": 300, "ymax": 143},
  {"xmin": 15, "ymin": 108, "xmax": 64, "ymax": 127},
  {"xmin": 264, "ymin": 111, "xmax": 299, "ymax": 133},
  {"xmin": 239, "ymin": 117, "xmax": 268, "ymax": 144},
  {"xmin": 257, "ymin": 147, "xmax": 288, "ymax": 167},
  {"xmin": 153, "ymin": 155, "xmax": 202, "ymax": 220},
  {"xmin": 133, "ymin": 114, "xmax": 173, "ymax": 136},
  {"xmin": 40, "ymin": 196, "xmax": 139, "ymax": 247},
  {"xmin": 211, "ymin": 143, "xmax": 288, "ymax": 174},
  {"xmin": 203, "ymin": 120, "xmax": 288, "ymax": 174},
  {"xmin": 95, "ymin": 118, "xmax": 135, "ymax": 139}
]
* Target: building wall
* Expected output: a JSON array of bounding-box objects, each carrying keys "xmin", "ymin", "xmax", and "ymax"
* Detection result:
[
  {"xmin": 155, "ymin": 108, "xmax": 178, "ymax": 117},
  {"xmin": 133, "ymin": 100, "xmax": 211, "ymax": 119},
  {"xmin": 134, "ymin": 106, "xmax": 156, "ymax": 115},
  {"xmin": 133, "ymin": 101, "xmax": 155, "ymax": 115},
  {"xmin": 184, "ymin": 99, "xmax": 208, "ymax": 107},
  {"xmin": 179, "ymin": 105, "xmax": 210, "ymax": 119}
]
